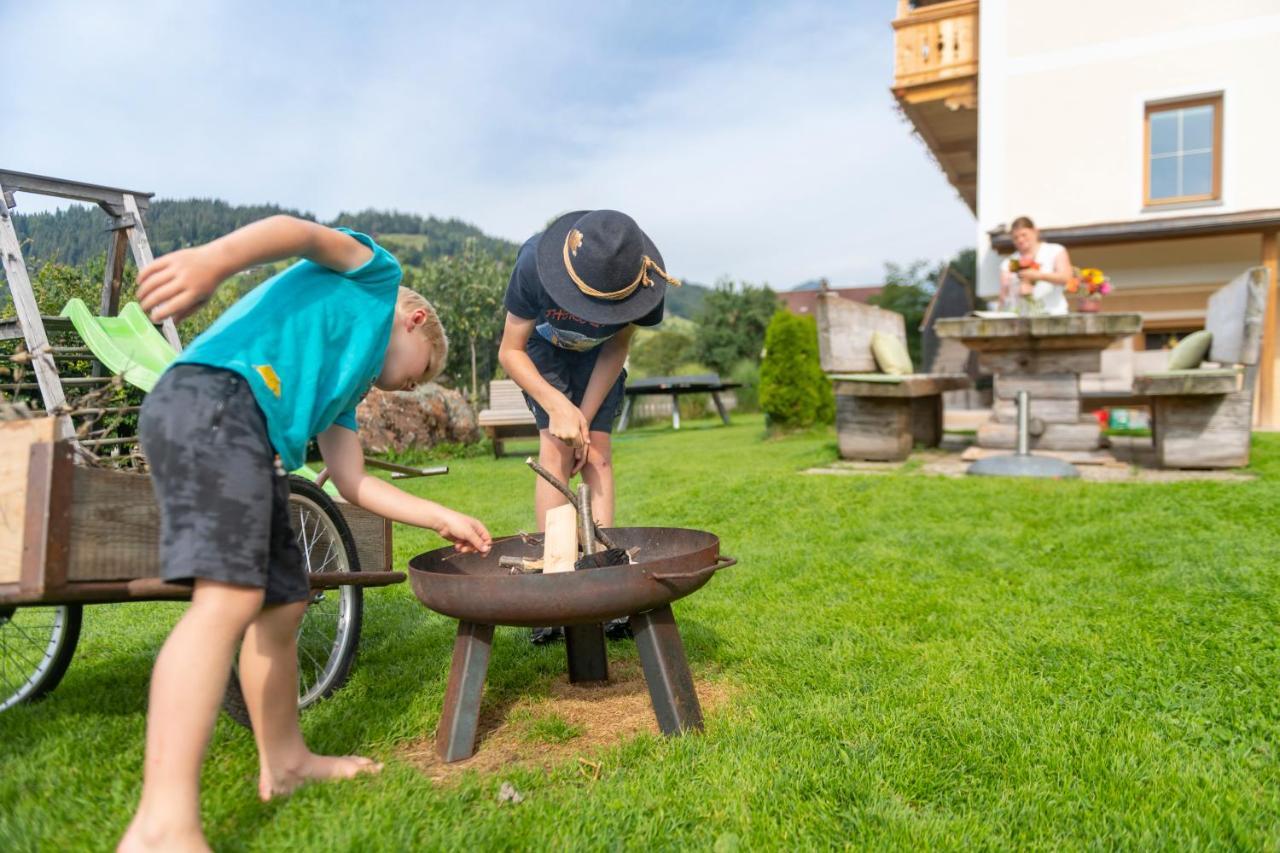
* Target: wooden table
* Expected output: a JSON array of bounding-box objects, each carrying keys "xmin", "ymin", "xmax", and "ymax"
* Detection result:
[
  {"xmin": 617, "ymin": 374, "xmax": 742, "ymax": 432},
  {"xmin": 934, "ymin": 313, "xmax": 1142, "ymax": 451}
]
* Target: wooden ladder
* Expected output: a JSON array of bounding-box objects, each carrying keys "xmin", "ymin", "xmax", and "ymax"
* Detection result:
[{"xmin": 0, "ymin": 170, "xmax": 180, "ymax": 445}]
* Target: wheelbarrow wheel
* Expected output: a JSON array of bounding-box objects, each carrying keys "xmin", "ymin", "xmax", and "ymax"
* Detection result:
[
  {"xmin": 0, "ymin": 604, "xmax": 83, "ymax": 712},
  {"xmin": 222, "ymin": 477, "xmax": 363, "ymax": 728}
]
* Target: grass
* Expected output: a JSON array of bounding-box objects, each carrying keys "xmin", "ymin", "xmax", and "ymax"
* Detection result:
[{"xmin": 2, "ymin": 415, "xmax": 1279, "ymax": 850}]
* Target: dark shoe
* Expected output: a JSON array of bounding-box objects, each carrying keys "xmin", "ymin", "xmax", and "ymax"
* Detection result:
[
  {"xmin": 604, "ymin": 617, "xmax": 633, "ymax": 641},
  {"xmin": 530, "ymin": 626, "xmax": 564, "ymax": 645}
]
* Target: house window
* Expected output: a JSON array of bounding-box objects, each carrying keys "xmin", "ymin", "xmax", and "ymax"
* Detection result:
[{"xmin": 1144, "ymin": 95, "xmax": 1222, "ymax": 206}]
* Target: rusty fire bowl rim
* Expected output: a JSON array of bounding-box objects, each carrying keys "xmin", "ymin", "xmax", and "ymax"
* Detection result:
[{"xmin": 407, "ymin": 527, "xmax": 732, "ymax": 627}]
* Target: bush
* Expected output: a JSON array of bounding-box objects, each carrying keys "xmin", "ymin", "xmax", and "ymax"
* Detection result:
[
  {"xmin": 759, "ymin": 311, "xmax": 834, "ymax": 428},
  {"xmin": 728, "ymin": 358, "xmax": 760, "ymax": 412}
]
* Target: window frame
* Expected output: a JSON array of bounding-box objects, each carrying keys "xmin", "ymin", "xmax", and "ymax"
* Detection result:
[{"xmin": 1143, "ymin": 94, "xmax": 1223, "ymax": 208}]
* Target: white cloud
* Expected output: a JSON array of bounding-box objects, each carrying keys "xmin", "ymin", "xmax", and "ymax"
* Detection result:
[{"xmin": 5, "ymin": 0, "xmax": 973, "ymax": 287}]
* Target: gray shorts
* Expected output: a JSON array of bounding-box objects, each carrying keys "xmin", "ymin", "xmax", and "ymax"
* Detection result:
[
  {"xmin": 522, "ymin": 338, "xmax": 627, "ymax": 434},
  {"xmin": 138, "ymin": 364, "xmax": 309, "ymax": 605}
]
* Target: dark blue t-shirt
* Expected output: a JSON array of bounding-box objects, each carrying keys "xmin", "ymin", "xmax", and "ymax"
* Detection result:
[{"xmin": 504, "ymin": 234, "xmax": 664, "ymax": 352}]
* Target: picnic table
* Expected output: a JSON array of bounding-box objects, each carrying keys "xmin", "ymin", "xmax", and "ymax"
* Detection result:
[
  {"xmin": 617, "ymin": 374, "xmax": 742, "ymax": 432},
  {"xmin": 934, "ymin": 313, "xmax": 1142, "ymax": 452}
]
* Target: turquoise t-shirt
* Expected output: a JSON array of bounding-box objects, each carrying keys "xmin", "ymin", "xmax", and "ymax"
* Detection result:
[{"xmin": 173, "ymin": 228, "xmax": 401, "ymax": 469}]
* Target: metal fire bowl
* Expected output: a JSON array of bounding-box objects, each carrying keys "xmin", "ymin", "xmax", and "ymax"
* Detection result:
[{"xmin": 408, "ymin": 527, "xmax": 733, "ymax": 627}]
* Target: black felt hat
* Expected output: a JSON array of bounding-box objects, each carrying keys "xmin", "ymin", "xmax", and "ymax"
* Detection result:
[{"xmin": 534, "ymin": 209, "xmax": 679, "ymax": 324}]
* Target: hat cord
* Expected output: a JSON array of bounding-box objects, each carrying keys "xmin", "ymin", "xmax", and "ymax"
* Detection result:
[{"xmin": 563, "ymin": 231, "xmax": 681, "ymax": 301}]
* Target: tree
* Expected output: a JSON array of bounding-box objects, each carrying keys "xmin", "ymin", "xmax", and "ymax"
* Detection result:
[
  {"xmin": 759, "ymin": 310, "xmax": 833, "ymax": 428},
  {"xmin": 693, "ymin": 279, "xmax": 781, "ymax": 374},
  {"xmin": 410, "ymin": 238, "xmax": 513, "ymax": 400}
]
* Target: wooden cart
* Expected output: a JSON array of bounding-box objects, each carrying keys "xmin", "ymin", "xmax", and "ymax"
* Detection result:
[{"xmin": 0, "ymin": 171, "xmax": 410, "ymax": 721}]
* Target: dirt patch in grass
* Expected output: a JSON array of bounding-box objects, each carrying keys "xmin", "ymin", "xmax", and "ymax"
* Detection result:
[{"xmin": 399, "ymin": 659, "xmax": 732, "ymax": 782}]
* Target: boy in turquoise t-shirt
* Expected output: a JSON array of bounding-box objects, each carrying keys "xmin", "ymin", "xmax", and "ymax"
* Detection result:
[{"xmin": 119, "ymin": 216, "xmax": 491, "ymax": 852}]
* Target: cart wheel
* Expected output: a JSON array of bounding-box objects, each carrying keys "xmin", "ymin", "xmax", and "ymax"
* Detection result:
[
  {"xmin": 222, "ymin": 477, "xmax": 363, "ymax": 728},
  {"xmin": 0, "ymin": 604, "xmax": 83, "ymax": 712}
]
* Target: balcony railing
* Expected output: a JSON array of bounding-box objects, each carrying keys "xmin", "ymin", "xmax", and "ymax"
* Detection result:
[{"xmin": 892, "ymin": 0, "xmax": 978, "ymax": 92}]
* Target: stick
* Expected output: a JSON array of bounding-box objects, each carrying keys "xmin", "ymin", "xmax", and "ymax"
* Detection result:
[
  {"xmin": 578, "ymin": 483, "xmax": 595, "ymax": 558},
  {"xmin": 363, "ymin": 457, "xmax": 449, "ymax": 478},
  {"xmin": 525, "ymin": 457, "xmax": 619, "ymax": 550}
]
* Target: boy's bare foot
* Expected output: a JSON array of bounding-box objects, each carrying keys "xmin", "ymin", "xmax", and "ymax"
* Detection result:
[
  {"xmin": 259, "ymin": 752, "xmax": 383, "ymax": 801},
  {"xmin": 118, "ymin": 817, "xmax": 210, "ymax": 853}
]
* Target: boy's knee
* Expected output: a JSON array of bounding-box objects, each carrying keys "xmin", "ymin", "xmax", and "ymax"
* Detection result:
[
  {"xmin": 187, "ymin": 582, "xmax": 263, "ymax": 631},
  {"xmin": 584, "ymin": 445, "xmax": 612, "ymax": 474}
]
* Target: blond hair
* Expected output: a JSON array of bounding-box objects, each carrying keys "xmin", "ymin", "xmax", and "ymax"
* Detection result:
[{"xmin": 397, "ymin": 286, "xmax": 449, "ymax": 382}]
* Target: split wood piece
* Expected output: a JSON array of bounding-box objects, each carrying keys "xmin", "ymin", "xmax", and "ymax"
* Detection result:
[
  {"xmin": 524, "ymin": 457, "xmax": 618, "ymax": 550},
  {"xmin": 542, "ymin": 504, "xmax": 578, "ymax": 574},
  {"xmin": 498, "ymin": 556, "xmax": 543, "ymax": 574}
]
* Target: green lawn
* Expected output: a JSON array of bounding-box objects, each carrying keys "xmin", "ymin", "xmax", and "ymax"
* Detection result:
[{"xmin": 3, "ymin": 416, "xmax": 1279, "ymax": 850}]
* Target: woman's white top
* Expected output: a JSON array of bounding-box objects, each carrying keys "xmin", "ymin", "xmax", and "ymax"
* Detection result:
[{"xmin": 1002, "ymin": 242, "xmax": 1068, "ymax": 316}]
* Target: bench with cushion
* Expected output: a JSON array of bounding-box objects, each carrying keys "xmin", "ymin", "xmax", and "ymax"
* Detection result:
[
  {"xmin": 1133, "ymin": 267, "xmax": 1269, "ymax": 468},
  {"xmin": 477, "ymin": 379, "xmax": 538, "ymax": 458},
  {"xmin": 816, "ymin": 293, "xmax": 971, "ymax": 461}
]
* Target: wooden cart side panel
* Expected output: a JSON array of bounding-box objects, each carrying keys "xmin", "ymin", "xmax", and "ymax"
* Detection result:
[
  {"xmin": 66, "ymin": 465, "xmax": 161, "ymax": 581},
  {"xmin": 338, "ymin": 502, "xmax": 392, "ymax": 573},
  {"xmin": 0, "ymin": 419, "xmax": 58, "ymax": 585}
]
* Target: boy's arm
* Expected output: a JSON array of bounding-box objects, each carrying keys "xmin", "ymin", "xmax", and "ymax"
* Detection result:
[
  {"xmin": 138, "ymin": 215, "xmax": 374, "ymax": 323},
  {"xmin": 497, "ymin": 313, "xmax": 590, "ymax": 449},
  {"xmin": 315, "ymin": 425, "xmax": 491, "ymax": 554},
  {"xmin": 578, "ymin": 325, "xmax": 634, "ymax": 427}
]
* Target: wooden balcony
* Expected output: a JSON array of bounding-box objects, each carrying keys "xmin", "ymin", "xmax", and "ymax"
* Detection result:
[{"xmin": 891, "ymin": 0, "xmax": 979, "ymax": 212}]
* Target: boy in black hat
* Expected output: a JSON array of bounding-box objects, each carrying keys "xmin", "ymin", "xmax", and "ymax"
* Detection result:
[{"xmin": 497, "ymin": 210, "xmax": 677, "ymax": 640}]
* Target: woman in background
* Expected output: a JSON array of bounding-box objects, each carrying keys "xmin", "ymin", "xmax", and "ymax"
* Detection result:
[{"xmin": 1000, "ymin": 216, "xmax": 1073, "ymax": 315}]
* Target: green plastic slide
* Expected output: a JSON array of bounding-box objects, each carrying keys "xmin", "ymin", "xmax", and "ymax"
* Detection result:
[
  {"xmin": 61, "ymin": 298, "xmax": 338, "ymax": 495},
  {"xmin": 60, "ymin": 299, "xmax": 177, "ymax": 393}
]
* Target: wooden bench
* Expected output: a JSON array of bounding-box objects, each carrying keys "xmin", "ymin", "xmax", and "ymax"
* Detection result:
[
  {"xmin": 816, "ymin": 293, "xmax": 971, "ymax": 461},
  {"xmin": 477, "ymin": 379, "xmax": 538, "ymax": 458},
  {"xmin": 1133, "ymin": 267, "xmax": 1269, "ymax": 468}
]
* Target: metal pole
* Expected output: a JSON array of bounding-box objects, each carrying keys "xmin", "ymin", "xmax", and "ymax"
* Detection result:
[{"xmin": 1016, "ymin": 390, "xmax": 1030, "ymax": 456}]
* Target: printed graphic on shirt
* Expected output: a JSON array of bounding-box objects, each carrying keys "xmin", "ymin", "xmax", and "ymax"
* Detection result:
[
  {"xmin": 536, "ymin": 322, "xmax": 611, "ymax": 351},
  {"xmin": 254, "ymin": 364, "xmax": 282, "ymax": 397}
]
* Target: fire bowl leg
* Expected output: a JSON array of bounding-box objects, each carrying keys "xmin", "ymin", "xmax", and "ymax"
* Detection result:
[
  {"xmin": 437, "ymin": 621, "xmax": 494, "ymax": 763},
  {"xmin": 630, "ymin": 605, "xmax": 703, "ymax": 735},
  {"xmin": 565, "ymin": 623, "xmax": 609, "ymax": 683}
]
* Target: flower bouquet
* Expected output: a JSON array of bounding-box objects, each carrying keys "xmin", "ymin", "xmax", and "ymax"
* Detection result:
[{"xmin": 1065, "ymin": 267, "xmax": 1113, "ymax": 313}]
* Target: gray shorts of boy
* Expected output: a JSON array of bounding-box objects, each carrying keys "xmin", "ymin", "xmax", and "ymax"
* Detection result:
[
  {"xmin": 522, "ymin": 338, "xmax": 627, "ymax": 434},
  {"xmin": 138, "ymin": 364, "xmax": 309, "ymax": 605}
]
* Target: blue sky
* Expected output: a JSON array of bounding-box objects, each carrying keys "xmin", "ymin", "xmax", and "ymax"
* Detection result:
[{"xmin": 8, "ymin": 0, "xmax": 974, "ymax": 288}]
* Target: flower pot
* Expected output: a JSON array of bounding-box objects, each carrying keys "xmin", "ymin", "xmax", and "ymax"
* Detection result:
[{"xmin": 1078, "ymin": 297, "xmax": 1102, "ymax": 314}]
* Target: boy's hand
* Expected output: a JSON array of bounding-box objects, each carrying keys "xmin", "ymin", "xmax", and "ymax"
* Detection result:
[
  {"xmin": 138, "ymin": 246, "xmax": 225, "ymax": 322},
  {"xmin": 548, "ymin": 402, "xmax": 590, "ymax": 451},
  {"xmin": 435, "ymin": 509, "xmax": 492, "ymax": 554}
]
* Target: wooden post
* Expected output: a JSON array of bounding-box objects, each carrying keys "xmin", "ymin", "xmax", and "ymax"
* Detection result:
[
  {"xmin": 1257, "ymin": 231, "xmax": 1279, "ymax": 428},
  {"xmin": 99, "ymin": 226, "xmax": 129, "ymax": 318},
  {"xmin": 0, "ymin": 180, "xmax": 72, "ymax": 439},
  {"xmin": 121, "ymin": 194, "xmax": 181, "ymax": 352}
]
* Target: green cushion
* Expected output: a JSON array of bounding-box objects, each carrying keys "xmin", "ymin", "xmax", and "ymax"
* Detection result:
[
  {"xmin": 870, "ymin": 331, "xmax": 914, "ymax": 376},
  {"xmin": 1166, "ymin": 329, "xmax": 1212, "ymax": 370}
]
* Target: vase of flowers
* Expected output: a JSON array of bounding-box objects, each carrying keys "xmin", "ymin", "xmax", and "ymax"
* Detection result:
[{"xmin": 1066, "ymin": 267, "xmax": 1112, "ymax": 313}]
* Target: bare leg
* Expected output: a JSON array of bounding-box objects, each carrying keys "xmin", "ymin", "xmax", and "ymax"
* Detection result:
[
  {"xmin": 535, "ymin": 430, "xmax": 575, "ymax": 532},
  {"xmin": 579, "ymin": 432, "xmax": 614, "ymax": 526},
  {"xmin": 238, "ymin": 599, "xmax": 381, "ymax": 800},
  {"xmin": 119, "ymin": 580, "xmax": 264, "ymax": 853}
]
